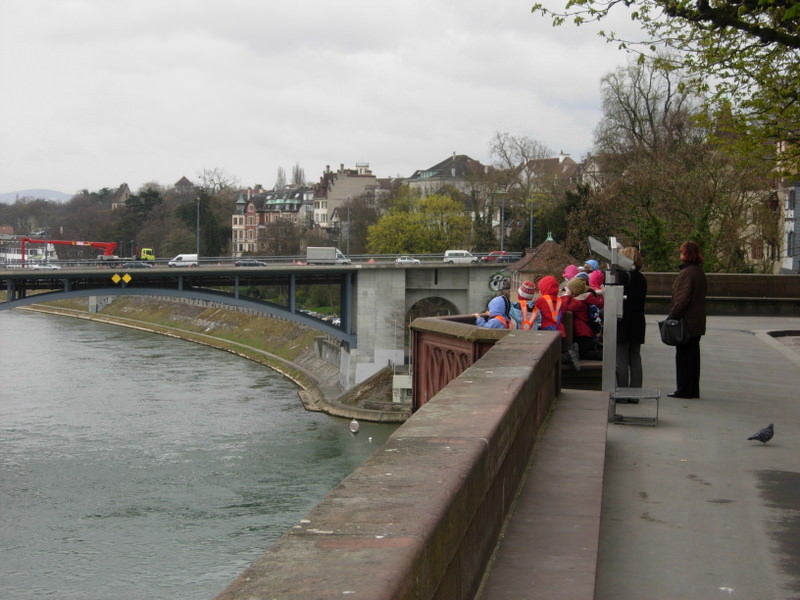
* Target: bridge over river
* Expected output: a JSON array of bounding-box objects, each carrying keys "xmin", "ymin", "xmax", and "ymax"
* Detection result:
[{"xmin": 0, "ymin": 262, "xmax": 508, "ymax": 389}]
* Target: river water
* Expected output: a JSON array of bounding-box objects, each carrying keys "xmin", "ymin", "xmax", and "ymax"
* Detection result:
[{"xmin": 0, "ymin": 310, "xmax": 397, "ymax": 599}]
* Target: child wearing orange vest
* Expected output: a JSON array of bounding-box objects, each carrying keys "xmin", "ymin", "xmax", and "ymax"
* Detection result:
[
  {"xmin": 474, "ymin": 295, "xmax": 514, "ymax": 329},
  {"xmin": 534, "ymin": 275, "xmax": 565, "ymax": 335},
  {"xmin": 510, "ymin": 280, "xmax": 541, "ymax": 330},
  {"xmin": 537, "ymin": 274, "xmax": 580, "ymax": 370}
]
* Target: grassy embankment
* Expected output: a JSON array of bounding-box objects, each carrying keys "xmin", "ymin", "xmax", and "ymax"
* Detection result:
[{"xmin": 16, "ymin": 295, "xmax": 322, "ymax": 393}]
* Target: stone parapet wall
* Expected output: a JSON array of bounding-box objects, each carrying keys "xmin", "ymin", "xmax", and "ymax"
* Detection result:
[
  {"xmin": 638, "ymin": 272, "xmax": 800, "ymax": 316},
  {"xmin": 215, "ymin": 331, "xmax": 563, "ymax": 600},
  {"xmin": 644, "ymin": 272, "xmax": 800, "ymax": 297}
]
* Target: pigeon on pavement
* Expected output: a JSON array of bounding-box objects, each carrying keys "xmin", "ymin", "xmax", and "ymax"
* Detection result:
[{"xmin": 747, "ymin": 423, "xmax": 774, "ymax": 444}]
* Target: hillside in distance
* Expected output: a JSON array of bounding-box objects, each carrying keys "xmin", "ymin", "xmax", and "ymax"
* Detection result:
[{"xmin": 0, "ymin": 189, "xmax": 72, "ymax": 203}]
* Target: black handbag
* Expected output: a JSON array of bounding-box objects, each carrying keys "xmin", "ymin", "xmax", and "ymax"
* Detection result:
[{"xmin": 658, "ymin": 318, "xmax": 690, "ymax": 346}]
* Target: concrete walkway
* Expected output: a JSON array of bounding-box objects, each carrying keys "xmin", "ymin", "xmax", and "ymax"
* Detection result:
[
  {"xmin": 480, "ymin": 315, "xmax": 800, "ymax": 599},
  {"xmin": 596, "ymin": 315, "xmax": 800, "ymax": 599}
]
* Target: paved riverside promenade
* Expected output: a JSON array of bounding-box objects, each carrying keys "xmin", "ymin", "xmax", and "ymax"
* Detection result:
[{"xmin": 478, "ymin": 315, "xmax": 800, "ymax": 599}]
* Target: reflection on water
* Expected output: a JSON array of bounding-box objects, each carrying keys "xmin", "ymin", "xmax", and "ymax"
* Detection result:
[{"xmin": 0, "ymin": 310, "xmax": 396, "ymax": 599}]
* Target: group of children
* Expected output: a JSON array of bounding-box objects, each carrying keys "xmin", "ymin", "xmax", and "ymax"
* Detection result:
[{"xmin": 473, "ymin": 258, "xmax": 606, "ymax": 370}]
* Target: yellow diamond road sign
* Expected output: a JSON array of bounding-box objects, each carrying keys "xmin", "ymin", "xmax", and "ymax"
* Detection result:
[
  {"xmin": 111, "ymin": 274, "xmax": 121, "ymax": 284},
  {"xmin": 111, "ymin": 273, "xmax": 133, "ymax": 284},
  {"xmin": 122, "ymin": 273, "xmax": 132, "ymax": 284}
]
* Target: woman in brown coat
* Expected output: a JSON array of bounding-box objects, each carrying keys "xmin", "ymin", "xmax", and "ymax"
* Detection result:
[{"xmin": 667, "ymin": 241, "xmax": 707, "ymax": 399}]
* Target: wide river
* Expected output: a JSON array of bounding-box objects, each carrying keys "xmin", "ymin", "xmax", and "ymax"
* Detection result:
[{"xmin": 0, "ymin": 310, "xmax": 397, "ymax": 599}]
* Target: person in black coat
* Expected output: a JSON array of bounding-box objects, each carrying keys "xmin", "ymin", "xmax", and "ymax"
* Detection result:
[
  {"xmin": 667, "ymin": 241, "xmax": 707, "ymax": 399},
  {"xmin": 616, "ymin": 247, "xmax": 647, "ymax": 388}
]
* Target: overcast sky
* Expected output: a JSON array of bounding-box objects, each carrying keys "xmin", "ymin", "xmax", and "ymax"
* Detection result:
[{"xmin": 1, "ymin": 0, "xmax": 636, "ymax": 196}]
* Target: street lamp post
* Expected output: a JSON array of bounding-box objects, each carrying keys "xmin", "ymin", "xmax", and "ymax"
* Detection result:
[
  {"xmin": 500, "ymin": 195, "xmax": 505, "ymax": 252},
  {"xmin": 195, "ymin": 196, "xmax": 200, "ymax": 260},
  {"xmin": 529, "ymin": 199, "xmax": 534, "ymax": 248},
  {"xmin": 43, "ymin": 200, "xmax": 48, "ymax": 264},
  {"xmin": 494, "ymin": 190, "xmax": 507, "ymax": 252}
]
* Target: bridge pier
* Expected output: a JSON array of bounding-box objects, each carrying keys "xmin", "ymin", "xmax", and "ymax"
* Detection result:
[
  {"xmin": 341, "ymin": 266, "xmax": 500, "ymax": 389},
  {"xmin": 341, "ymin": 269, "xmax": 407, "ymax": 388}
]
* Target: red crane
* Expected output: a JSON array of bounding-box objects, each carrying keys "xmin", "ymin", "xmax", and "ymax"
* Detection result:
[{"xmin": 20, "ymin": 238, "xmax": 118, "ymax": 265}]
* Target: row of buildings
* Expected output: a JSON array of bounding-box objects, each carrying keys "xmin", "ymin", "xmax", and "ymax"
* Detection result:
[
  {"xmin": 231, "ymin": 162, "xmax": 390, "ymax": 255},
  {"xmin": 2, "ymin": 152, "xmax": 796, "ymax": 273},
  {"xmin": 229, "ymin": 152, "xmax": 799, "ymax": 273},
  {"xmin": 231, "ymin": 153, "xmax": 588, "ymax": 257}
]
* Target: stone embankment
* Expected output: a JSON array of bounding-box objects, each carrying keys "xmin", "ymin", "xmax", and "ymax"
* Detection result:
[{"xmin": 20, "ymin": 296, "xmax": 410, "ymax": 423}]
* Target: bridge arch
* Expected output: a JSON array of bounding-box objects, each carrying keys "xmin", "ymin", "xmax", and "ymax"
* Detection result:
[
  {"xmin": 406, "ymin": 296, "xmax": 460, "ymax": 319},
  {"xmin": 1, "ymin": 287, "xmax": 354, "ymax": 345}
]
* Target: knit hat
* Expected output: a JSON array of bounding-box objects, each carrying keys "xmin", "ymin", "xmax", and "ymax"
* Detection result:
[
  {"xmin": 537, "ymin": 275, "xmax": 559, "ymax": 296},
  {"xmin": 517, "ymin": 280, "xmax": 536, "ymax": 300},
  {"xmin": 588, "ymin": 269, "xmax": 605, "ymax": 290},
  {"xmin": 563, "ymin": 264, "xmax": 579, "ymax": 280},
  {"xmin": 488, "ymin": 295, "xmax": 509, "ymax": 317},
  {"xmin": 566, "ymin": 277, "xmax": 588, "ymax": 296},
  {"xmin": 584, "ymin": 259, "xmax": 599, "ymax": 271}
]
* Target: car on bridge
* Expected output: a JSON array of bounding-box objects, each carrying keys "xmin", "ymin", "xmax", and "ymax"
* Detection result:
[
  {"xmin": 31, "ymin": 262, "xmax": 61, "ymax": 270},
  {"xmin": 443, "ymin": 250, "xmax": 478, "ymax": 264},
  {"xmin": 395, "ymin": 256, "xmax": 420, "ymax": 265},
  {"xmin": 120, "ymin": 261, "xmax": 154, "ymax": 269},
  {"xmin": 235, "ymin": 259, "xmax": 268, "ymax": 267},
  {"xmin": 480, "ymin": 250, "xmax": 514, "ymax": 263}
]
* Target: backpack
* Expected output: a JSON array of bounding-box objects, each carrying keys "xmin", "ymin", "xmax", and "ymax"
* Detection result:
[
  {"xmin": 588, "ymin": 304, "xmax": 602, "ymax": 335},
  {"xmin": 490, "ymin": 295, "xmax": 516, "ymax": 329}
]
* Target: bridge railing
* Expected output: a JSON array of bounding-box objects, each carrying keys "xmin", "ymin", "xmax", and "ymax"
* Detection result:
[{"xmin": 215, "ymin": 320, "xmax": 567, "ymax": 600}]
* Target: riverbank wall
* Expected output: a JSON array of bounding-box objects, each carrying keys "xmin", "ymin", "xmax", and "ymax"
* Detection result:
[{"xmin": 19, "ymin": 295, "xmax": 410, "ymax": 423}]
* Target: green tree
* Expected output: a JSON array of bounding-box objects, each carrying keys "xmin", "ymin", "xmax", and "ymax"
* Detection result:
[
  {"xmin": 366, "ymin": 194, "xmax": 472, "ymax": 254},
  {"xmin": 136, "ymin": 202, "xmax": 186, "ymax": 257},
  {"xmin": 174, "ymin": 193, "xmax": 217, "ymax": 255},
  {"xmin": 531, "ymin": 0, "xmax": 800, "ymax": 171},
  {"xmin": 172, "ymin": 188, "xmax": 235, "ymax": 257},
  {"xmin": 113, "ymin": 186, "xmax": 164, "ymax": 254},
  {"xmin": 472, "ymin": 211, "xmax": 497, "ymax": 252},
  {"xmin": 340, "ymin": 196, "xmax": 381, "ymax": 255},
  {"xmin": 366, "ymin": 212, "xmax": 430, "ymax": 254},
  {"xmin": 386, "ymin": 183, "xmax": 420, "ymax": 214}
]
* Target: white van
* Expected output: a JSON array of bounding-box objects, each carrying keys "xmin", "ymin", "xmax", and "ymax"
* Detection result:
[
  {"xmin": 168, "ymin": 253, "xmax": 198, "ymax": 267},
  {"xmin": 443, "ymin": 250, "xmax": 477, "ymax": 264}
]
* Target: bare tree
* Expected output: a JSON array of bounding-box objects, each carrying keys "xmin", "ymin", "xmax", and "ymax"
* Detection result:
[
  {"xmin": 292, "ymin": 163, "xmax": 305, "ymax": 186},
  {"xmin": 489, "ymin": 132, "xmax": 555, "ymax": 247},
  {"xmin": 264, "ymin": 219, "xmax": 300, "ymax": 255},
  {"xmin": 197, "ymin": 168, "xmax": 239, "ymax": 194},
  {"xmin": 275, "ymin": 167, "xmax": 286, "ymax": 190},
  {"xmin": 585, "ymin": 58, "xmax": 775, "ymax": 271},
  {"xmin": 594, "ymin": 59, "xmax": 702, "ymax": 159}
]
